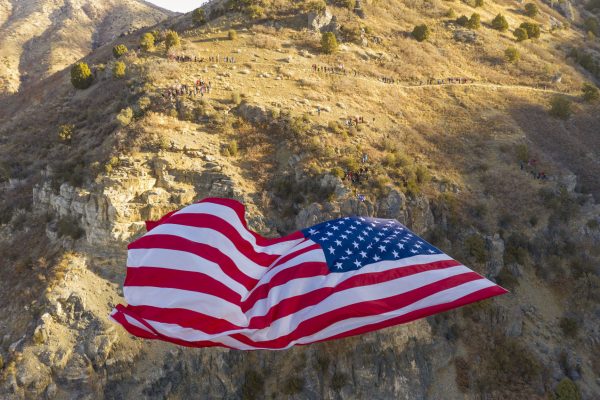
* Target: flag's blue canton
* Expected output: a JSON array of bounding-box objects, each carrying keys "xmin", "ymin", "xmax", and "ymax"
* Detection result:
[{"xmin": 302, "ymin": 217, "xmax": 443, "ymax": 273}]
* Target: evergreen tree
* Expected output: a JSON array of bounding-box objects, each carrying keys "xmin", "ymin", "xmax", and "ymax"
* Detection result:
[
  {"xmin": 505, "ymin": 46, "xmax": 520, "ymax": 63},
  {"xmin": 321, "ymin": 32, "xmax": 339, "ymax": 54},
  {"xmin": 520, "ymin": 22, "xmax": 540, "ymax": 38},
  {"xmin": 412, "ymin": 24, "xmax": 431, "ymax": 42},
  {"xmin": 467, "ymin": 13, "xmax": 481, "ymax": 29},
  {"xmin": 70, "ymin": 62, "xmax": 93, "ymax": 89},
  {"xmin": 491, "ymin": 14, "xmax": 509, "ymax": 31},
  {"xmin": 513, "ymin": 27, "xmax": 529, "ymax": 41},
  {"xmin": 524, "ymin": 3, "xmax": 538, "ymax": 17}
]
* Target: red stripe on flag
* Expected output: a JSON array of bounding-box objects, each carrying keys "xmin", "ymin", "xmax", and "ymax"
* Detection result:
[
  {"xmin": 124, "ymin": 267, "xmax": 242, "ymax": 304},
  {"xmin": 230, "ymin": 272, "xmax": 485, "ymax": 348},
  {"xmin": 196, "ymin": 198, "xmax": 305, "ymax": 246},
  {"xmin": 128, "ymin": 234, "xmax": 258, "ymax": 290},
  {"xmin": 316, "ymin": 285, "xmax": 508, "ymax": 344}
]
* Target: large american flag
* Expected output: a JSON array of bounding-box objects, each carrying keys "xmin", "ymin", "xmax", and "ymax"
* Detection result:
[{"xmin": 110, "ymin": 198, "xmax": 507, "ymax": 350}]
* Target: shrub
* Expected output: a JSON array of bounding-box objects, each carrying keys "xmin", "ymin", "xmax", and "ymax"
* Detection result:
[
  {"xmin": 496, "ymin": 267, "xmax": 518, "ymax": 290},
  {"xmin": 555, "ymin": 378, "xmax": 581, "ymax": 400},
  {"xmin": 584, "ymin": 17, "xmax": 599, "ymax": 36},
  {"xmin": 446, "ymin": 8, "xmax": 456, "ymax": 18},
  {"xmin": 282, "ymin": 375, "xmax": 304, "ymax": 395},
  {"xmin": 491, "ymin": 14, "xmax": 509, "ymax": 31},
  {"xmin": 112, "ymin": 44, "xmax": 128, "ymax": 58},
  {"xmin": 305, "ymin": 0, "xmax": 327, "ymax": 13},
  {"xmin": 112, "ymin": 61, "xmax": 126, "ymax": 78},
  {"xmin": 228, "ymin": 29, "xmax": 238, "ymax": 40},
  {"xmin": 116, "ymin": 107, "xmax": 133, "ymax": 127},
  {"xmin": 165, "ymin": 30, "xmax": 180, "ymax": 52},
  {"xmin": 58, "ymin": 124, "xmax": 74, "ymax": 142},
  {"xmin": 455, "ymin": 356, "xmax": 471, "ymax": 391},
  {"xmin": 505, "ymin": 46, "xmax": 520, "ymax": 63},
  {"xmin": 474, "ymin": 0, "xmax": 484, "ymax": 6},
  {"xmin": 582, "ymin": 83, "xmax": 599, "ymax": 102},
  {"xmin": 246, "ymin": 4, "xmax": 266, "ymax": 19},
  {"xmin": 465, "ymin": 234, "xmax": 486, "ymax": 263},
  {"xmin": 331, "ymin": 0, "xmax": 355, "ymax": 9},
  {"xmin": 549, "ymin": 95, "xmax": 572, "ymax": 119},
  {"xmin": 241, "ymin": 370, "xmax": 264, "ymax": 400},
  {"xmin": 57, "ymin": 216, "xmax": 84, "ymax": 239},
  {"xmin": 559, "ymin": 317, "xmax": 579, "ymax": 337},
  {"xmin": 192, "ymin": 7, "xmax": 206, "ymax": 26},
  {"xmin": 331, "ymin": 166, "xmax": 344, "ymax": 179},
  {"xmin": 456, "ymin": 15, "xmax": 470, "ymax": 27},
  {"xmin": 467, "ymin": 13, "xmax": 481, "ymax": 29},
  {"xmin": 524, "ymin": 3, "xmax": 538, "ymax": 17},
  {"xmin": 520, "ymin": 22, "xmax": 540, "ymax": 38},
  {"xmin": 321, "ymin": 32, "xmax": 339, "ymax": 54},
  {"xmin": 140, "ymin": 32, "xmax": 155, "ymax": 51},
  {"xmin": 412, "ymin": 24, "xmax": 431, "ymax": 42},
  {"xmin": 70, "ymin": 62, "xmax": 93, "ymax": 89},
  {"xmin": 331, "ymin": 371, "xmax": 347, "ymax": 391},
  {"xmin": 513, "ymin": 27, "xmax": 528, "ymax": 41},
  {"xmin": 231, "ymin": 92, "xmax": 242, "ymax": 105},
  {"xmin": 222, "ymin": 140, "xmax": 239, "ymax": 156}
]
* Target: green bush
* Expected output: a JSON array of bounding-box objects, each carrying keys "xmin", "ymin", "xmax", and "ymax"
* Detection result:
[
  {"xmin": 456, "ymin": 15, "xmax": 469, "ymax": 26},
  {"xmin": 165, "ymin": 30, "xmax": 180, "ymax": 52},
  {"xmin": 465, "ymin": 234, "xmax": 486, "ymax": 263},
  {"xmin": 549, "ymin": 95, "xmax": 572, "ymax": 119},
  {"xmin": 331, "ymin": 166, "xmax": 345, "ymax": 179},
  {"xmin": 520, "ymin": 22, "xmax": 540, "ymax": 38},
  {"xmin": 58, "ymin": 124, "xmax": 74, "ymax": 142},
  {"xmin": 491, "ymin": 14, "xmax": 509, "ymax": 31},
  {"xmin": 555, "ymin": 378, "xmax": 581, "ymax": 400},
  {"xmin": 474, "ymin": 0, "xmax": 484, "ymax": 7},
  {"xmin": 112, "ymin": 44, "xmax": 128, "ymax": 58},
  {"xmin": 513, "ymin": 27, "xmax": 528, "ymax": 41},
  {"xmin": 559, "ymin": 317, "xmax": 579, "ymax": 338},
  {"xmin": 112, "ymin": 61, "xmax": 126, "ymax": 78},
  {"xmin": 582, "ymin": 83, "xmax": 599, "ymax": 102},
  {"xmin": 57, "ymin": 216, "xmax": 84, "ymax": 239},
  {"xmin": 412, "ymin": 24, "xmax": 431, "ymax": 42},
  {"xmin": 584, "ymin": 16, "xmax": 599, "ymax": 36},
  {"xmin": 192, "ymin": 7, "xmax": 206, "ymax": 26},
  {"xmin": 321, "ymin": 32, "xmax": 339, "ymax": 54},
  {"xmin": 228, "ymin": 29, "xmax": 238, "ymax": 40},
  {"xmin": 446, "ymin": 8, "xmax": 457, "ymax": 18},
  {"xmin": 70, "ymin": 62, "xmax": 93, "ymax": 89},
  {"xmin": 140, "ymin": 32, "xmax": 155, "ymax": 51},
  {"xmin": 524, "ymin": 3, "xmax": 538, "ymax": 17},
  {"xmin": 116, "ymin": 107, "xmax": 133, "ymax": 127},
  {"xmin": 222, "ymin": 140, "xmax": 239, "ymax": 156},
  {"xmin": 231, "ymin": 92, "xmax": 242, "ymax": 105},
  {"xmin": 505, "ymin": 46, "xmax": 520, "ymax": 63},
  {"xmin": 467, "ymin": 13, "xmax": 481, "ymax": 29}
]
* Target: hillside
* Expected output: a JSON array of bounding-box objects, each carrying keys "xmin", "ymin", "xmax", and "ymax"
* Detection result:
[
  {"xmin": 0, "ymin": 0, "xmax": 600, "ymax": 399},
  {"xmin": 0, "ymin": 0, "xmax": 174, "ymax": 94}
]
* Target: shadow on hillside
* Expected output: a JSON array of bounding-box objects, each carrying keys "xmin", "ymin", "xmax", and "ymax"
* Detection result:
[{"xmin": 507, "ymin": 101, "xmax": 600, "ymax": 201}]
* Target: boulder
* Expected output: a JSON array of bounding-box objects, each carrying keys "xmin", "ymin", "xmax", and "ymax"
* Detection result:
[{"xmin": 307, "ymin": 9, "xmax": 332, "ymax": 31}]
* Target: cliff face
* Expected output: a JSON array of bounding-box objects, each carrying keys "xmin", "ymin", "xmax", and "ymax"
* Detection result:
[
  {"xmin": 0, "ymin": 0, "xmax": 173, "ymax": 94},
  {"xmin": 1, "ymin": 0, "xmax": 600, "ymax": 398}
]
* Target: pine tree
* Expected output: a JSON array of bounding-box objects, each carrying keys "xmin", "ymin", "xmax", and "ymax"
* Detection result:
[
  {"xmin": 491, "ymin": 14, "xmax": 509, "ymax": 32},
  {"xmin": 321, "ymin": 32, "xmax": 339, "ymax": 54}
]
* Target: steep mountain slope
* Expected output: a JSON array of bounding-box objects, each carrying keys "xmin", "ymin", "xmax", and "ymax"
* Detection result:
[
  {"xmin": 0, "ymin": 0, "xmax": 174, "ymax": 94},
  {"xmin": 0, "ymin": 0, "xmax": 599, "ymax": 399}
]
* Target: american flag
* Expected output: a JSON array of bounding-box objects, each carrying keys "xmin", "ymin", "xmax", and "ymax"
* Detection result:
[{"xmin": 110, "ymin": 198, "xmax": 507, "ymax": 350}]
